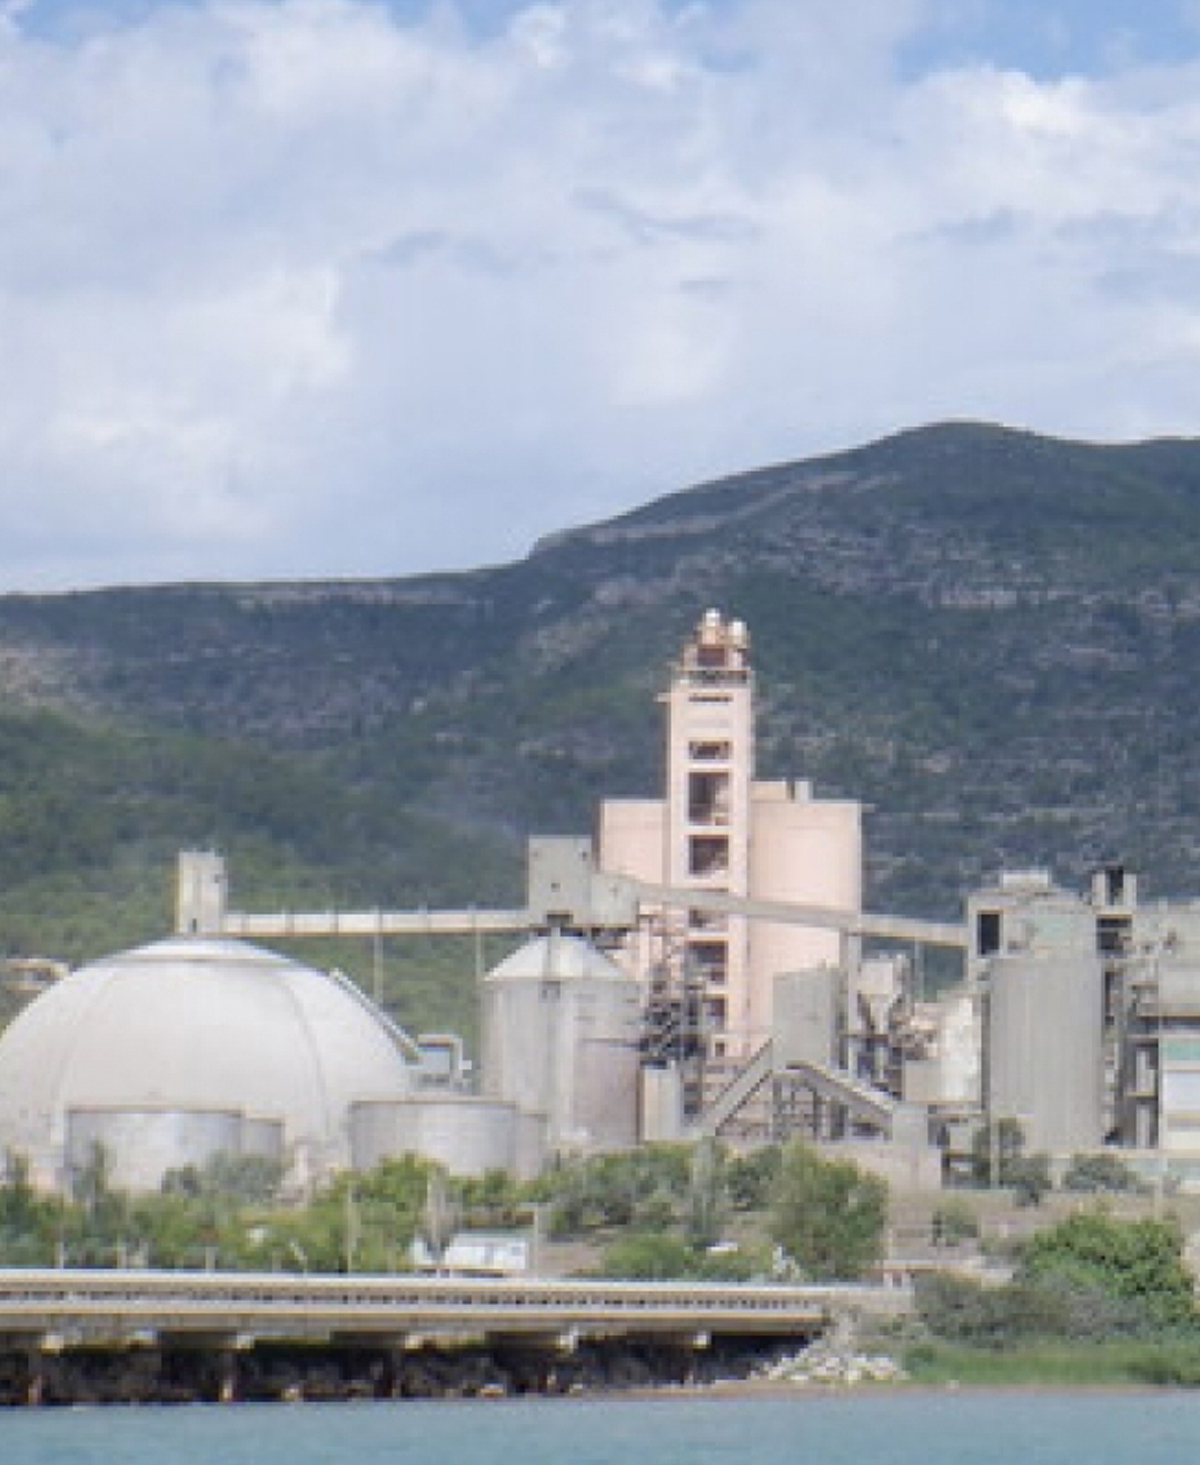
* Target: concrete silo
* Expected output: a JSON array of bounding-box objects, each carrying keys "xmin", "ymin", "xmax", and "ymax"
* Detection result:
[
  {"xmin": 986, "ymin": 951, "xmax": 1104, "ymax": 1155},
  {"xmin": 481, "ymin": 931, "xmax": 641, "ymax": 1155}
]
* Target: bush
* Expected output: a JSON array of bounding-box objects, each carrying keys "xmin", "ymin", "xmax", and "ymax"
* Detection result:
[
  {"xmin": 918, "ymin": 1210, "xmax": 1200, "ymax": 1347},
  {"xmin": 914, "ymin": 1269, "xmax": 1151, "ymax": 1348},
  {"xmin": 1019, "ymin": 1211, "xmax": 1196, "ymax": 1328},
  {"xmin": 533, "ymin": 1145, "xmax": 697, "ymax": 1238},
  {"xmin": 601, "ymin": 1232, "xmax": 698, "ymax": 1280},
  {"xmin": 600, "ymin": 1231, "xmax": 767, "ymax": 1281},
  {"xmin": 694, "ymin": 1242, "xmax": 771, "ymax": 1282},
  {"xmin": 1127, "ymin": 1343, "xmax": 1200, "ymax": 1386},
  {"xmin": 930, "ymin": 1198, "xmax": 979, "ymax": 1247},
  {"xmin": 1062, "ymin": 1153, "xmax": 1145, "ymax": 1195},
  {"xmin": 1009, "ymin": 1153, "xmax": 1053, "ymax": 1207}
]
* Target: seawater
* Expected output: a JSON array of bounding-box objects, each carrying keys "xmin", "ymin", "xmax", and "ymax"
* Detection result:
[{"xmin": 5, "ymin": 1391, "xmax": 1200, "ymax": 1465}]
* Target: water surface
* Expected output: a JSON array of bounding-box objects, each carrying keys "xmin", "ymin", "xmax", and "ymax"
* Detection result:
[{"xmin": 6, "ymin": 1390, "xmax": 1200, "ymax": 1465}]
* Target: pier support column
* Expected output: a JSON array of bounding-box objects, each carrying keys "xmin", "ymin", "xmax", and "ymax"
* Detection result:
[
  {"xmin": 385, "ymin": 1340, "xmax": 416, "ymax": 1398},
  {"xmin": 216, "ymin": 1348, "xmax": 238, "ymax": 1404},
  {"xmin": 25, "ymin": 1351, "xmax": 44, "ymax": 1407}
]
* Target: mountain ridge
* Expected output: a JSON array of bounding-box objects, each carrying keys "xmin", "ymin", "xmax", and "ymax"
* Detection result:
[{"xmin": 3, "ymin": 419, "xmax": 1200, "ymax": 1035}]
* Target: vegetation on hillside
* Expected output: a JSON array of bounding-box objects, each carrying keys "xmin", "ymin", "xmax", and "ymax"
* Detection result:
[
  {"xmin": 7, "ymin": 422, "xmax": 1200, "ymax": 1037},
  {"xmin": 0, "ymin": 702, "xmax": 518, "ymax": 1042}
]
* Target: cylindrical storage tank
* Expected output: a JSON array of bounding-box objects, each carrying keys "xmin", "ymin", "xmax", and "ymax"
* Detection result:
[
  {"xmin": 66, "ymin": 1108, "xmax": 243, "ymax": 1193},
  {"xmin": 349, "ymin": 1097, "xmax": 545, "ymax": 1181},
  {"xmin": 482, "ymin": 933, "xmax": 640, "ymax": 1154},
  {"xmin": 748, "ymin": 790, "xmax": 861, "ymax": 1046},
  {"xmin": 987, "ymin": 953, "xmax": 1103, "ymax": 1155}
]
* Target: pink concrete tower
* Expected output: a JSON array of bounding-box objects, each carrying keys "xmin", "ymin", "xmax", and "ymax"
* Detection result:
[{"xmin": 598, "ymin": 609, "xmax": 862, "ymax": 1068}]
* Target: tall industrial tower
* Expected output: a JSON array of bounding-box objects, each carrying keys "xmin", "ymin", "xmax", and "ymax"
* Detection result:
[
  {"xmin": 663, "ymin": 609, "xmax": 754, "ymax": 1061},
  {"xmin": 598, "ymin": 610, "xmax": 862, "ymax": 1074}
]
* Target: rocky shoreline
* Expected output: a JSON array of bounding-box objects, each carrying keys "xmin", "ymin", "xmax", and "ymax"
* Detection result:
[
  {"xmin": 0, "ymin": 1331, "xmax": 910, "ymax": 1407},
  {"xmin": 751, "ymin": 1339, "xmax": 906, "ymax": 1388}
]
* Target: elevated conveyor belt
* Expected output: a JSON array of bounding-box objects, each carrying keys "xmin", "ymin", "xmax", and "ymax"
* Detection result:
[{"xmin": 631, "ymin": 883, "xmax": 967, "ymax": 949}]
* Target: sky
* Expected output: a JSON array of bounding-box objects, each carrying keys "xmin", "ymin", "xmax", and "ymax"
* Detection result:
[{"xmin": 2, "ymin": 1, "xmax": 1200, "ymax": 589}]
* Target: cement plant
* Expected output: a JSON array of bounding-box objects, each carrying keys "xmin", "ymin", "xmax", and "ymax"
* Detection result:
[{"xmin": 1, "ymin": 609, "xmax": 1197, "ymax": 1200}]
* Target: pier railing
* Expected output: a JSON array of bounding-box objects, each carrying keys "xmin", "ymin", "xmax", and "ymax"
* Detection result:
[{"xmin": 0, "ymin": 1268, "xmax": 908, "ymax": 1345}]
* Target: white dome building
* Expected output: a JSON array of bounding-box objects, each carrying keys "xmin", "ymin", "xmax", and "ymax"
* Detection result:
[{"xmin": 0, "ymin": 936, "xmax": 415, "ymax": 1193}]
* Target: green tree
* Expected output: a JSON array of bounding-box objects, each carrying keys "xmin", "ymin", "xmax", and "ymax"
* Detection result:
[
  {"xmin": 685, "ymin": 1137, "xmax": 725, "ymax": 1250},
  {"xmin": 1019, "ymin": 1211, "xmax": 1196, "ymax": 1328},
  {"xmin": 769, "ymin": 1141, "xmax": 887, "ymax": 1280},
  {"xmin": 0, "ymin": 1153, "xmax": 39, "ymax": 1233},
  {"xmin": 531, "ymin": 1144, "xmax": 692, "ymax": 1237},
  {"xmin": 420, "ymin": 1168, "xmax": 458, "ymax": 1266},
  {"xmin": 67, "ymin": 1140, "xmax": 136, "ymax": 1263},
  {"xmin": 244, "ymin": 1155, "xmax": 438, "ymax": 1274},
  {"xmin": 726, "ymin": 1144, "xmax": 781, "ymax": 1211},
  {"xmin": 453, "ymin": 1167, "xmax": 526, "ymax": 1229},
  {"xmin": 0, "ymin": 1153, "xmax": 61, "ymax": 1264}
]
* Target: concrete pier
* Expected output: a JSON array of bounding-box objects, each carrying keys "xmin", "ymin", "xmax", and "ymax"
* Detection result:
[{"xmin": 0, "ymin": 1268, "xmax": 909, "ymax": 1405}]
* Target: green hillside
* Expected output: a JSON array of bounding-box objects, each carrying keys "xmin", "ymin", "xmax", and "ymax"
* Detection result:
[{"xmin": 4, "ymin": 421, "xmax": 1200, "ymax": 1044}]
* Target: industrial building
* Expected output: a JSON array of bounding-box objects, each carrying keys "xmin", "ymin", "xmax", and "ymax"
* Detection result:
[
  {"xmin": 7, "ymin": 608, "xmax": 1200, "ymax": 1196},
  {"xmin": 964, "ymin": 864, "xmax": 1200, "ymax": 1185},
  {"xmin": 0, "ymin": 936, "xmax": 417, "ymax": 1193},
  {"xmin": 0, "ymin": 609, "xmax": 968, "ymax": 1195},
  {"xmin": 0, "ymin": 861, "xmax": 644, "ymax": 1195},
  {"xmin": 597, "ymin": 610, "xmax": 861, "ymax": 1066}
]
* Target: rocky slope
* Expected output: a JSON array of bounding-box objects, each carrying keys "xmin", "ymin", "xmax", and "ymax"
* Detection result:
[{"xmin": 3, "ymin": 420, "xmax": 1200, "ymax": 1028}]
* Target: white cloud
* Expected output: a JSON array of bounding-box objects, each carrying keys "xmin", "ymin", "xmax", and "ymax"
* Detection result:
[
  {"xmin": 0, "ymin": 0, "xmax": 1199, "ymax": 587},
  {"xmin": 510, "ymin": 4, "xmax": 569, "ymax": 68}
]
